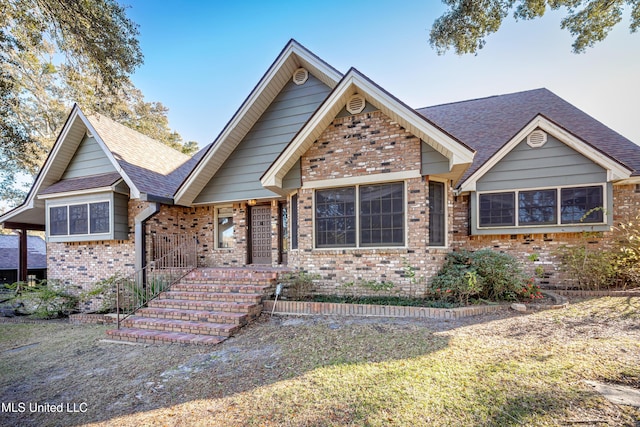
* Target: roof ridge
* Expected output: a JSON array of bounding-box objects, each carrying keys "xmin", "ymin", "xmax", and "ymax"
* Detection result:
[{"xmin": 416, "ymin": 88, "xmax": 549, "ymax": 111}]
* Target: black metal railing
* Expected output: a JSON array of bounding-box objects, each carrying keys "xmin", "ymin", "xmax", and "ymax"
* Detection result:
[{"xmin": 116, "ymin": 236, "xmax": 197, "ymax": 328}]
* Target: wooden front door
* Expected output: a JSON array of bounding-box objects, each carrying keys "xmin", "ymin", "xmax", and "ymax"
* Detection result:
[{"xmin": 250, "ymin": 205, "xmax": 272, "ymax": 264}]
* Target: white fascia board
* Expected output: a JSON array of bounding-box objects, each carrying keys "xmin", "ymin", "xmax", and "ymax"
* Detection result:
[
  {"xmin": 262, "ymin": 70, "xmax": 474, "ymax": 192},
  {"xmin": 175, "ymin": 41, "xmax": 343, "ymax": 206},
  {"xmin": 78, "ymin": 110, "xmax": 140, "ymax": 199},
  {"xmin": 458, "ymin": 115, "xmax": 633, "ymax": 193},
  {"xmin": 36, "ymin": 186, "xmax": 115, "ymax": 200}
]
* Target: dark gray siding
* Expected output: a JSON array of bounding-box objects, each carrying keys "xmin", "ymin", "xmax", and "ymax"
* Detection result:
[
  {"xmin": 113, "ymin": 192, "xmax": 129, "ymax": 239},
  {"xmin": 194, "ymin": 75, "xmax": 331, "ymax": 203},
  {"xmin": 421, "ymin": 142, "xmax": 450, "ymax": 175},
  {"xmin": 477, "ymin": 135, "xmax": 606, "ymax": 191},
  {"xmin": 62, "ymin": 136, "xmax": 116, "ymax": 179}
]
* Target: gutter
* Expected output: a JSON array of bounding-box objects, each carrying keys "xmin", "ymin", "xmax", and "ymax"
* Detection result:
[{"xmin": 134, "ymin": 202, "xmax": 160, "ymax": 271}]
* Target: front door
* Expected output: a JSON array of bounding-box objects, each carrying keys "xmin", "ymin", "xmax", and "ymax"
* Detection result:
[{"xmin": 250, "ymin": 205, "xmax": 272, "ymax": 264}]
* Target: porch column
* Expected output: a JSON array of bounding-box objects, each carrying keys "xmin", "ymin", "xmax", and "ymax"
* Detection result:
[{"xmin": 18, "ymin": 229, "xmax": 27, "ymax": 283}]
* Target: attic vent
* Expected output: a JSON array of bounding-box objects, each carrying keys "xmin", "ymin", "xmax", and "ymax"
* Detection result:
[
  {"xmin": 527, "ymin": 129, "xmax": 547, "ymax": 148},
  {"xmin": 346, "ymin": 94, "xmax": 366, "ymax": 115},
  {"xmin": 292, "ymin": 68, "xmax": 308, "ymax": 85}
]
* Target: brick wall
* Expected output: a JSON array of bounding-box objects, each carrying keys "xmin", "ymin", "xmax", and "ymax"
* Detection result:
[
  {"xmin": 450, "ymin": 184, "xmax": 640, "ymax": 286},
  {"xmin": 290, "ymin": 110, "xmax": 450, "ymax": 297}
]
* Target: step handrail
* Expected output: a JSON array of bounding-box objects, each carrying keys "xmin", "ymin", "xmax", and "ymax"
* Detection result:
[{"xmin": 116, "ymin": 237, "xmax": 197, "ymax": 328}]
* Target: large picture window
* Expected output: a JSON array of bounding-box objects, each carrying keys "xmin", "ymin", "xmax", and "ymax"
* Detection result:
[
  {"xmin": 478, "ymin": 185, "xmax": 604, "ymax": 229},
  {"xmin": 48, "ymin": 201, "xmax": 110, "ymax": 237},
  {"xmin": 315, "ymin": 182, "xmax": 404, "ymax": 248}
]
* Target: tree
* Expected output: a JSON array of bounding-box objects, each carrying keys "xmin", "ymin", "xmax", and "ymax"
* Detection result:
[
  {"xmin": 1, "ymin": 0, "xmax": 197, "ymax": 207},
  {"xmin": 430, "ymin": 0, "xmax": 640, "ymax": 55}
]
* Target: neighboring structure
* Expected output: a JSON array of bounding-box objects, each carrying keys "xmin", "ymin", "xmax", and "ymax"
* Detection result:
[
  {"xmin": 0, "ymin": 235, "xmax": 47, "ymax": 285},
  {"xmin": 2, "ymin": 39, "xmax": 640, "ymax": 298}
]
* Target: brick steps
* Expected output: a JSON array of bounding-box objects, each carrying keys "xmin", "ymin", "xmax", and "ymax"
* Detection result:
[
  {"xmin": 159, "ymin": 290, "xmax": 263, "ymax": 303},
  {"xmin": 106, "ymin": 268, "xmax": 285, "ymax": 345},
  {"xmin": 136, "ymin": 307, "xmax": 247, "ymax": 324},
  {"xmin": 106, "ymin": 328, "xmax": 226, "ymax": 345},
  {"xmin": 121, "ymin": 316, "xmax": 240, "ymax": 336}
]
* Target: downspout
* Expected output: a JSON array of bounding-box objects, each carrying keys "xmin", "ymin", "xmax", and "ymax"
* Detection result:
[{"xmin": 134, "ymin": 202, "xmax": 160, "ymax": 273}]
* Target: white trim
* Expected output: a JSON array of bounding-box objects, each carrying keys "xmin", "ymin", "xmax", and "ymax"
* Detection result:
[
  {"xmin": 37, "ymin": 186, "xmax": 117, "ymax": 200},
  {"xmin": 459, "ymin": 116, "xmax": 632, "ymax": 193},
  {"xmin": 475, "ymin": 183, "xmax": 608, "ymax": 230},
  {"xmin": 261, "ymin": 69, "xmax": 475, "ymax": 193},
  {"xmin": 174, "ymin": 40, "xmax": 343, "ymax": 206},
  {"xmin": 213, "ymin": 204, "xmax": 234, "ymax": 250},
  {"xmin": 302, "ymin": 170, "xmax": 421, "ymax": 190},
  {"xmin": 46, "ymin": 198, "xmax": 112, "ymax": 239},
  {"xmin": 191, "ymin": 195, "xmax": 274, "ymax": 206},
  {"xmin": 427, "ymin": 177, "xmax": 449, "ymax": 248}
]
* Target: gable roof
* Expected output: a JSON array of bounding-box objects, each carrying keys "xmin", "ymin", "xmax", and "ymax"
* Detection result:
[
  {"xmin": 0, "ymin": 105, "xmax": 193, "ymax": 227},
  {"xmin": 417, "ymin": 88, "xmax": 640, "ymax": 188},
  {"xmin": 261, "ymin": 68, "xmax": 476, "ymax": 193},
  {"xmin": 173, "ymin": 39, "xmax": 343, "ymax": 206},
  {"xmin": 0, "ymin": 235, "xmax": 46, "ymax": 270}
]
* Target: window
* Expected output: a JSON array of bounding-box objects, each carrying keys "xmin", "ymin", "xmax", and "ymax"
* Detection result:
[
  {"xmin": 290, "ymin": 194, "xmax": 298, "ymax": 250},
  {"xmin": 360, "ymin": 183, "xmax": 404, "ymax": 246},
  {"xmin": 315, "ymin": 187, "xmax": 356, "ymax": 247},
  {"xmin": 479, "ymin": 193, "xmax": 515, "ymax": 227},
  {"xmin": 217, "ymin": 207, "xmax": 234, "ymax": 248},
  {"xmin": 519, "ymin": 189, "xmax": 557, "ymax": 225},
  {"xmin": 48, "ymin": 201, "xmax": 111, "ymax": 237},
  {"xmin": 315, "ymin": 182, "xmax": 404, "ymax": 248},
  {"xmin": 429, "ymin": 181, "xmax": 446, "ymax": 246},
  {"xmin": 478, "ymin": 185, "xmax": 605, "ymax": 229},
  {"xmin": 50, "ymin": 206, "xmax": 68, "ymax": 236},
  {"xmin": 561, "ymin": 186, "xmax": 603, "ymax": 224}
]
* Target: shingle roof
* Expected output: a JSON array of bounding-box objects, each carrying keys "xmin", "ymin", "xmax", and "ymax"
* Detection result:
[
  {"xmin": 39, "ymin": 172, "xmax": 122, "ymax": 195},
  {"xmin": 416, "ymin": 88, "xmax": 640, "ymax": 183},
  {"xmin": 0, "ymin": 235, "xmax": 47, "ymax": 270},
  {"xmin": 87, "ymin": 114, "xmax": 195, "ymax": 198}
]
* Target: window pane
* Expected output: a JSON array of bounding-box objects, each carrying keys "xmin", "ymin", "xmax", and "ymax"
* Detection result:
[
  {"xmin": 429, "ymin": 181, "xmax": 445, "ymax": 246},
  {"xmin": 90, "ymin": 202, "xmax": 110, "ymax": 234},
  {"xmin": 519, "ymin": 189, "xmax": 557, "ymax": 225},
  {"xmin": 315, "ymin": 187, "xmax": 356, "ymax": 247},
  {"xmin": 291, "ymin": 195, "xmax": 298, "ymax": 249},
  {"xmin": 561, "ymin": 186, "xmax": 603, "ymax": 224},
  {"xmin": 69, "ymin": 204, "xmax": 88, "ymax": 234},
  {"xmin": 479, "ymin": 193, "xmax": 515, "ymax": 227},
  {"xmin": 50, "ymin": 206, "xmax": 68, "ymax": 236},
  {"xmin": 217, "ymin": 207, "xmax": 234, "ymax": 248},
  {"xmin": 359, "ymin": 182, "xmax": 404, "ymax": 246}
]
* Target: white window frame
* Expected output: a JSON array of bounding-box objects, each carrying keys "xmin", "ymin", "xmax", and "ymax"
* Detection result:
[
  {"xmin": 312, "ymin": 180, "xmax": 408, "ymax": 250},
  {"xmin": 476, "ymin": 183, "xmax": 607, "ymax": 230},
  {"xmin": 214, "ymin": 205, "xmax": 234, "ymax": 250},
  {"xmin": 47, "ymin": 199, "xmax": 111, "ymax": 238}
]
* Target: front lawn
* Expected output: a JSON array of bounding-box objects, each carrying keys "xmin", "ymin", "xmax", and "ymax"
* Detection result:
[{"xmin": 1, "ymin": 297, "xmax": 639, "ymax": 426}]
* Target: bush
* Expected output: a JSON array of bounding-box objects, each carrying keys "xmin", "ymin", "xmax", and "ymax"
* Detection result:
[
  {"xmin": 557, "ymin": 243, "xmax": 616, "ymax": 290},
  {"xmin": 429, "ymin": 249, "xmax": 534, "ymax": 304},
  {"xmin": 6, "ymin": 280, "xmax": 79, "ymax": 318},
  {"xmin": 279, "ymin": 270, "xmax": 319, "ymax": 300}
]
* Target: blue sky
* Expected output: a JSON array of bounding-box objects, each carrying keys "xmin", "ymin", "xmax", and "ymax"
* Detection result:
[{"xmin": 126, "ymin": 1, "xmax": 640, "ymax": 148}]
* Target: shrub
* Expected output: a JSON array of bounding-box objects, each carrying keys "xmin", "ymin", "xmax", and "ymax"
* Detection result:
[
  {"xmin": 557, "ymin": 243, "xmax": 616, "ymax": 290},
  {"xmin": 6, "ymin": 280, "xmax": 79, "ymax": 318},
  {"xmin": 279, "ymin": 270, "xmax": 319, "ymax": 300},
  {"xmin": 429, "ymin": 249, "xmax": 531, "ymax": 304},
  {"xmin": 80, "ymin": 275, "xmax": 120, "ymax": 313}
]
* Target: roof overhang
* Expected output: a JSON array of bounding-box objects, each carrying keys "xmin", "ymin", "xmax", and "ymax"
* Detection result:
[
  {"xmin": 173, "ymin": 39, "xmax": 343, "ymax": 206},
  {"xmin": 457, "ymin": 115, "xmax": 634, "ymax": 194},
  {"xmin": 261, "ymin": 68, "xmax": 476, "ymax": 194}
]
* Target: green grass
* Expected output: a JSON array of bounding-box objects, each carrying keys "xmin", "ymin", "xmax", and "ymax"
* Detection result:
[{"xmin": 1, "ymin": 297, "xmax": 639, "ymax": 426}]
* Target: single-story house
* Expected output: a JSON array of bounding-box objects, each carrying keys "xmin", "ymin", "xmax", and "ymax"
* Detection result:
[
  {"xmin": 2, "ymin": 39, "xmax": 640, "ymax": 298},
  {"xmin": 0, "ymin": 234, "xmax": 47, "ymax": 285}
]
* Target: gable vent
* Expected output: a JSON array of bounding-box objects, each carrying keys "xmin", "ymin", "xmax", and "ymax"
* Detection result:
[
  {"xmin": 292, "ymin": 68, "xmax": 308, "ymax": 85},
  {"xmin": 346, "ymin": 94, "xmax": 366, "ymax": 115},
  {"xmin": 527, "ymin": 129, "xmax": 547, "ymax": 148}
]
